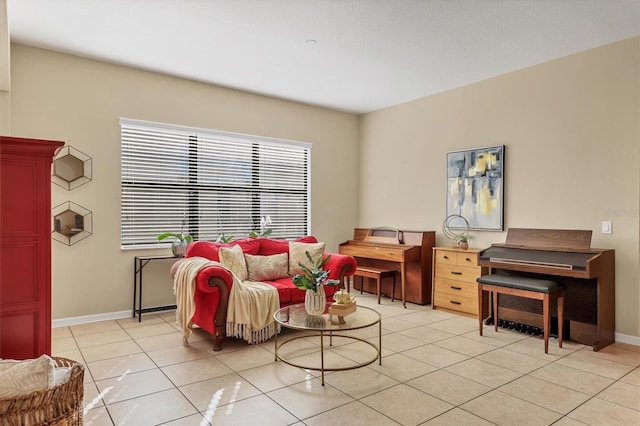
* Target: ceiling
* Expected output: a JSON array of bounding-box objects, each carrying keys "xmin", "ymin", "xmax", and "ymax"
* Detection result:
[{"xmin": 7, "ymin": 0, "xmax": 640, "ymax": 114}]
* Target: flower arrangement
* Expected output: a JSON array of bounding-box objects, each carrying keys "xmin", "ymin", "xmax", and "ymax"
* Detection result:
[
  {"xmin": 215, "ymin": 215, "xmax": 273, "ymax": 242},
  {"xmin": 249, "ymin": 215, "xmax": 273, "ymax": 238},
  {"xmin": 292, "ymin": 251, "xmax": 340, "ymax": 293}
]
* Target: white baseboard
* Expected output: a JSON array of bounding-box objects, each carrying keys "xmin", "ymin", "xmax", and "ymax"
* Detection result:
[
  {"xmin": 614, "ymin": 332, "xmax": 640, "ymax": 347},
  {"xmin": 52, "ymin": 310, "xmax": 132, "ymax": 328}
]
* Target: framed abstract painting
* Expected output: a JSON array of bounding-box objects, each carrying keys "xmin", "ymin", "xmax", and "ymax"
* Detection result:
[{"xmin": 446, "ymin": 145, "xmax": 504, "ymax": 231}]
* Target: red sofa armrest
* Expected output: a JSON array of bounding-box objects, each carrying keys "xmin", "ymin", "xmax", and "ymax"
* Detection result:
[
  {"xmin": 170, "ymin": 259, "xmax": 233, "ymax": 350},
  {"xmin": 172, "ymin": 259, "xmax": 233, "ymax": 294},
  {"xmin": 323, "ymin": 252, "xmax": 357, "ymax": 284},
  {"xmin": 194, "ymin": 265, "xmax": 233, "ymax": 293},
  {"xmin": 193, "ymin": 265, "xmax": 233, "ymax": 351}
]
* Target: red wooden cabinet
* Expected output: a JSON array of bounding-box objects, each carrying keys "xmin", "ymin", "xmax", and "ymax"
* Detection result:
[{"xmin": 1, "ymin": 136, "xmax": 64, "ymax": 359}]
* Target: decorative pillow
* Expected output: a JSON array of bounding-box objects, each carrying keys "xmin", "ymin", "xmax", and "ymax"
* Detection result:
[
  {"xmin": 219, "ymin": 244, "xmax": 248, "ymax": 281},
  {"xmin": 288, "ymin": 241, "xmax": 325, "ymax": 276},
  {"xmin": 0, "ymin": 354, "xmax": 55, "ymax": 398},
  {"xmin": 245, "ymin": 253, "xmax": 289, "ymax": 282},
  {"xmin": 185, "ymin": 239, "xmax": 261, "ymax": 261}
]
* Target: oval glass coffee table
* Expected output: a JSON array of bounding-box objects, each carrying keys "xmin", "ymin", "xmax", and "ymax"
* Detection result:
[{"xmin": 273, "ymin": 303, "xmax": 381, "ymax": 385}]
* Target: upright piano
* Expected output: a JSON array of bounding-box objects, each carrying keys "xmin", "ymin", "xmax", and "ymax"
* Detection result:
[
  {"xmin": 339, "ymin": 228, "xmax": 436, "ymax": 306},
  {"xmin": 479, "ymin": 228, "xmax": 615, "ymax": 351}
]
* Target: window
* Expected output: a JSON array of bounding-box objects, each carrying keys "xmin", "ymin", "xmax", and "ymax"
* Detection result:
[{"xmin": 120, "ymin": 118, "xmax": 311, "ymax": 249}]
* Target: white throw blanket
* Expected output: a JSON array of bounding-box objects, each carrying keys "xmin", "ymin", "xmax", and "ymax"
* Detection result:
[
  {"xmin": 173, "ymin": 257, "xmax": 280, "ymax": 346},
  {"xmin": 173, "ymin": 257, "xmax": 217, "ymax": 345},
  {"xmin": 226, "ymin": 277, "xmax": 280, "ymax": 345}
]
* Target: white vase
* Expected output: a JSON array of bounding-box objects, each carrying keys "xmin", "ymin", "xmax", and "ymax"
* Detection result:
[{"xmin": 305, "ymin": 285, "xmax": 326, "ymax": 316}]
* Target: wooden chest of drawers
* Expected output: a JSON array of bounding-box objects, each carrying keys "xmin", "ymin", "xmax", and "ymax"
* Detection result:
[{"xmin": 432, "ymin": 247, "xmax": 487, "ymax": 317}]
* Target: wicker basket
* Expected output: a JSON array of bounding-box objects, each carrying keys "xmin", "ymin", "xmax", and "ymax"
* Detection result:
[{"xmin": 0, "ymin": 356, "xmax": 84, "ymax": 426}]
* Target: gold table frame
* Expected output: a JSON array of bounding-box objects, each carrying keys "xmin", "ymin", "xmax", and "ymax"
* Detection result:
[{"xmin": 273, "ymin": 303, "xmax": 382, "ymax": 385}]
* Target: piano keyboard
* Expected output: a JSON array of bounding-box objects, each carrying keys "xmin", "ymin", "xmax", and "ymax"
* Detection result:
[{"xmin": 489, "ymin": 257, "xmax": 574, "ymax": 270}]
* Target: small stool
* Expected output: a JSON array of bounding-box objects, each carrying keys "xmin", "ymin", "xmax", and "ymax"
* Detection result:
[
  {"xmin": 353, "ymin": 266, "xmax": 396, "ymax": 304},
  {"xmin": 477, "ymin": 275, "xmax": 564, "ymax": 353}
]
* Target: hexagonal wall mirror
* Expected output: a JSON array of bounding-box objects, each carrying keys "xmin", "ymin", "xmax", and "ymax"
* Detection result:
[
  {"xmin": 52, "ymin": 146, "xmax": 92, "ymax": 190},
  {"xmin": 52, "ymin": 201, "xmax": 93, "ymax": 245}
]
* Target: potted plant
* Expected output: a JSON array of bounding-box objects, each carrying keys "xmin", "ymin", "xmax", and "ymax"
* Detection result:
[
  {"xmin": 249, "ymin": 215, "xmax": 273, "ymax": 238},
  {"xmin": 216, "ymin": 234, "xmax": 234, "ymax": 243},
  {"xmin": 157, "ymin": 232, "xmax": 193, "ymax": 257},
  {"xmin": 292, "ymin": 251, "xmax": 340, "ymax": 315},
  {"xmin": 453, "ymin": 232, "xmax": 476, "ymax": 250}
]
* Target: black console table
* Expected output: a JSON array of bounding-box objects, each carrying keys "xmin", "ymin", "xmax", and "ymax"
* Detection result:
[{"xmin": 133, "ymin": 255, "xmax": 179, "ymax": 322}]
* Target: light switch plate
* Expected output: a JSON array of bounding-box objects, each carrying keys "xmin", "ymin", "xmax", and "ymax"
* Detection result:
[{"xmin": 602, "ymin": 221, "xmax": 612, "ymax": 234}]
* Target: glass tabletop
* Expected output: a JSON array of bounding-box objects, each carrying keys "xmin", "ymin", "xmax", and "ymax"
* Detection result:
[{"xmin": 274, "ymin": 303, "xmax": 380, "ymax": 332}]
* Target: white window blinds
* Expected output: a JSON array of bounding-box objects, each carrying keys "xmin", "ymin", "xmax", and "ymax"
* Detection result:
[{"xmin": 120, "ymin": 118, "xmax": 311, "ymax": 249}]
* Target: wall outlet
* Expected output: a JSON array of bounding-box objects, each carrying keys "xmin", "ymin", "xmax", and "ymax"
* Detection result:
[{"xmin": 601, "ymin": 221, "xmax": 612, "ymax": 234}]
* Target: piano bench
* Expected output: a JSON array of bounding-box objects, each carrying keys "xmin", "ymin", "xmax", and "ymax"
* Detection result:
[
  {"xmin": 353, "ymin": 266, "xmax": 397, "ymax": 304},
  {"xmin": 477, "ymin": 275, "xmax": 564, "ymax": 353}
]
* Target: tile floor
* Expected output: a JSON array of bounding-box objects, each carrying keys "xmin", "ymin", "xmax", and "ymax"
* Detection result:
[{"xmin": 52, "ymin": 293, "xmax": 640, "ymax": 426}]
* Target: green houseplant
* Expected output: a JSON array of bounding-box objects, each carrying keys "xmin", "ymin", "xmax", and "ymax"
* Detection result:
[
  {"xmin": 216, "ymin": 234, "xmax": 234, "ymax": 243},
  {"xmin": 292, "ymin": 251, "xmax": 340, "ymax": 292},
  {"xmin": 157, "ymin": 232, "xmax": 193, "ymax": 257},
  {"xmin": 453, "ymin": 231, "xmax": 476, "ymax": 250},
  {"xmin": 292, "ymin": 251, "xmax": 340, "ymax": 315}
]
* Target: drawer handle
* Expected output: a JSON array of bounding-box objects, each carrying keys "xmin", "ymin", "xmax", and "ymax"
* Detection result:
[
  {"xmin": 450, "ymin": 286, "xmax": 462, "ymax": 290},
  {"xmin": 443, "ymin": 255, "xmax": 449, "ymax": 260},
  {"xmin": 465, "ymin": 258, "xmax": 471, "ymax": 262},
  {"xmin": 449, "ymin": 300, "xmax": 461, "ymax": 305},
  {"xmin": 450, "ymin": 271, "xmax": 463, "ymax": 275}
]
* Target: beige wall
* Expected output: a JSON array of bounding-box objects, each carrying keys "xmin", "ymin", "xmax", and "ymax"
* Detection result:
[
  {"xmin": 9, "ymin": 44, "xmax": 360, "ymax": 319},
  {"xmin": 360, "ymin": 37, "xmax": 640, "ymax": 338},
  {"xmin": 8, "ymin": 37, "xmax": 640, "ymax": 339}
]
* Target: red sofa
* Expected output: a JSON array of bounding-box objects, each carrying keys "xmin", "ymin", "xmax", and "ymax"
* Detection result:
[{"xmin": 181, "ymin": 236, "xmax": 356, "ymax": 351}]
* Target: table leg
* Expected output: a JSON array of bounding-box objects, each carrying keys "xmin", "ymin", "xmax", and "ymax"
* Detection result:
[
  {"xmin": 379, "ymin": 320, "xmax": 382, "ymax": 365},
  {"xmin": 320, "ymin": 330, "xmax": 325, "ymax": 386},
  {"xmin": 274, "ymin": 330, "xmax": 278, "ymax": 361},
  {"xmin": 138, "ymin": 260, "xmax": 146, "ymax": 322},
  {"xmin": 132, "ymin": 258, "xmax": 137, "ymax": 318},
  {"xmin": 401, "ymin": 262, "xmax": 407, "ymax": 308}
]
